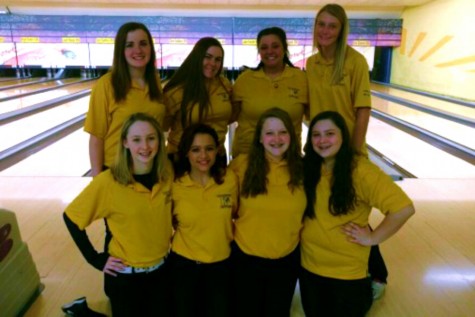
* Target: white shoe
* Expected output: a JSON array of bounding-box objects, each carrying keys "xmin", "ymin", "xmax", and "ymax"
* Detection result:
[{"xmin": 372, "ymin": 280, "xmax": 386, "ymax": 300}]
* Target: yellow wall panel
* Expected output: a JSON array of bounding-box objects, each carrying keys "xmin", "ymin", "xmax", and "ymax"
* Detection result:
[{"xmin": 391, "ymin": 0, "xmax": 475, "ymax": 100}]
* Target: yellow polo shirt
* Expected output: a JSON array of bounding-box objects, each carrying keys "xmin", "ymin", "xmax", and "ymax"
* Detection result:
[
  {"xmin": 232, "ymin": 66, "xmax": 308, "ymax": 157},
  {"xmin": 164, "ymin": 76, "xmax": 233, "ymax": 154},
  {"xmin": 84, "ymin": 72, "xmax": 167, "ymax": 168},
  {"xmin": 171, "ymin": 170, "xmax": 238, "ymax": 263},
  {"xmin": 301, "ymin": 158, "xmax": 412, "ymax": 280},
  {"xmin": 65, "ymin": 163, "xmax": 173, "ymax": 268},
  {"xmin": 229, "ymin": 155, "xmax": 306, "ymax": 259},
  {"xmin": 306, "ymin": 46, "xmax": 371, "ymax": 153}
]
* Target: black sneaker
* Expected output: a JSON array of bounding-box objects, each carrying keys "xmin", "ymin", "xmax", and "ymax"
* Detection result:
[{"xmin": 61, "ymin": 297, "xmax": 107, "ymax": 317}]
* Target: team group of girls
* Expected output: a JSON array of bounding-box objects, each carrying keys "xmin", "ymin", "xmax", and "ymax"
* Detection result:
[{"xmin": 63, "ymin": 3, "xmax": 415, "ymax": 317}]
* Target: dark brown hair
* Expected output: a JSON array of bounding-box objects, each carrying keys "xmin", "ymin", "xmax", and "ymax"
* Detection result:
[
  {"xmin": 111, "ymin": 22, "xmax": 162, "ymax": 103},
  {"xmin": 303, "ymin": 111, "xmax": 356, "ymax": 218},
  {"xmin": 242, "ymin": 107, "xmax": 303, "ymax": 197}
]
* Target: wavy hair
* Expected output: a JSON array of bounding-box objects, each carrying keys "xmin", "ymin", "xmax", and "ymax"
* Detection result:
[
  {"xmin": 242, "ymin": 107, "xmax": 303, "ymax": 197},
  {"xmin": 111, "ymin": 112, "xmax": 169, "ymax": 185},
  {"xmin": 303, "ymin": 111, "xmax": 356, "ymax": 218},
  {"xmin": 174, "ymin": 123, "xmax": 225, "ymax": 184},
  {"xmin": 313, "ymin": 4, "xmax": 349, "ymax": 85},
  {"xmin": 111, "ymin": 22, "xmax": 162, "ymax": 103},
  {"xmin": 163, "ymin": 37, "xmax": 229, "ymax": 127}
]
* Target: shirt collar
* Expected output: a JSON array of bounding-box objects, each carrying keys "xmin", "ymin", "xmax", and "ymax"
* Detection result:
[
  {"xmin": 314, "ymin": 53, "xmax": 334, "ymax": 66},
  {"xmin": 179, "ymin": 173, "xmax": 216, "ymax": 188},
  {"xmin": 268, "ymin": 158, "xmax": 288, "ymax": 168},
  {"xmin": 253, "ymin": 65, "xmax": 293, "ymax": 80}
]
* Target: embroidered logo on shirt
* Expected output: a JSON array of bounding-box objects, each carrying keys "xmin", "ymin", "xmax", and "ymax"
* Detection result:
[
  {"xmin": 288, "ymin": 87, "xmax": 300, "ymax": 99},
  {"xmin": 217, "ymin": 92, "xmax": 230, "ymax": 102},
  {"xmin": 333, "ymin": 72, "xmax": 348, "ymax": 86},
  {"xmin": 217, "ymin": 194, "xmax": 232, "ymax": 208}
]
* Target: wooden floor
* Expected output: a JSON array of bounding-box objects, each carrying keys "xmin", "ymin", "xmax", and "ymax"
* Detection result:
[{"xmin": 1, "ymin": 176, "xmax": 474, "ymax": 316}]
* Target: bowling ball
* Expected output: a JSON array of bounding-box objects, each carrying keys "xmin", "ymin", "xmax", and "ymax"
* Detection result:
[
  {"xmin": 0, "ymin": 223, "xmax": 11, "ymax": 244},
  {"xmin": 0, "ymin": 239, "xmax": 13, "ymax": 263}
]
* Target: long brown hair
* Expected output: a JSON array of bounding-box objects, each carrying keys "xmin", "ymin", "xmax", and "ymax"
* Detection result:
[
  {"xmin": 111, "ymin": 22, "xmax": 162, "ymax": 103},
  {"xmin": 241, "ymin": 107, "xmax": 303, "ymax": 197},
  {"xmin": 163, "ymin": 37, "xmax": 229, "ymax": 127},
  {"xmin": 303, "ymin": 111, "xmax": 356, "ymax": 218}
]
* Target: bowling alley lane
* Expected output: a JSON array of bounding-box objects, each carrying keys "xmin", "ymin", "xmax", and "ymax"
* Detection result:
[
  {"xmin": 0, "ymin": 79, "xmax": 94, "ymax": 115},
  {"xmin": 0, "ymin": 77, "xmax": 82, "ymax": 99},
  {"xmin": 371, "ymin": 82, "xmax": 475, "ymax": 118},
  {"xmin": 371, "ymin": 95, "xmax": 475, "ymax": 150},
  {"xmin": 4, "ymin": 109, "xmax": 474, "ymax": 178},
  {"xmin": 0, "ymin": 129, "xmax": 90, "ymax": 176},
  {"xmin": 0, "ymin": 96, "xmax": 89, "ymax": 152},
  {"xmin": 366, "ymin": 116, "xmax": 475, "ymax": 178},
  {"xmin": 0, "ymin": 77, "xmax": 44, "ymax": 87}
]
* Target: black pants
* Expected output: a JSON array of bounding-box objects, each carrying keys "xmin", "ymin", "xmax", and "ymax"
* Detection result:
[
  {"xmin": 299, "ymin": 267, "xmax": 373, "ymax": 317},
  {"xmin": 168, "ymin": 251, "xmax": 231, "ymax": 317},
  {"xmin": 231, "ymin": 242, "xmax": 299, "ymax": 317},
  {"xmin": 369, "ymin": 244, "xmax": 388, "ymax": 283},
  {"xmin": 104, "ymin": 264, "xmax": 172, "ymax": 317}
]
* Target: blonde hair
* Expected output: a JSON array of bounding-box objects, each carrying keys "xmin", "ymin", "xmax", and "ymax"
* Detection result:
[
  {"xmin": 313, "ymin": 3, "xmax": 349, "ymax": 85},
  {"xmin": 111, "ymin": 113, "xmax": 169, "ymax": 185}
]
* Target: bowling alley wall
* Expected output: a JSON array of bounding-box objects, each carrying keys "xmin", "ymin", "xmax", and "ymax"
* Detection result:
[
  {"xmin": 4, "ymin": 4, "xmax": 473, "ymax": 102},
  {"xmin": 0, "ymin": 15, "xmax": 400, "ymax": 74},
  {"xmin": 392, "ymin": 0, "xmax": 475, "ymax": 100}
]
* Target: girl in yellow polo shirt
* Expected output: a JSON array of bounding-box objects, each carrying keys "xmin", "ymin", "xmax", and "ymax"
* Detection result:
[
  {"xmin": 64, "ymin": 113, "xmax": 173, "ymax": 317},
  {"xmin": 169, "ymin": 124, "xmax": 238, "ymax": 317},
  {"xmin": 229, "ymin": 107, "xmax": 306, "ymax": 317},
  {"xmin": 300, "ymin": 111, "xmax": 415, "ymax": 317},
  {"xmin": 306, "ymin": 4, "xmax": 371, "ymax": 155},
  {"xmin": 306, "ymin": 4, "xmax": 388, "ymax": 297},
  {"xmin": 163, "ymin": 37, "xmax": 233, "ymax": 165},
  {"xmin": 83, "ymin": 23, "xmax": 167, "ymax": 289},
  {"xmin": 232, "ymin": 27, "xmax": 308, "ymax": 157},
  {"xmin": 85, "ymin": 22, "xmax": 166, "ymax": 176}
]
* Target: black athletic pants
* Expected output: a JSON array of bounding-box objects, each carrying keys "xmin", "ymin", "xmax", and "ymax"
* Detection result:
[{"xmin": 231, "ymin": 242, "xmax": 299, "ymax": 317}]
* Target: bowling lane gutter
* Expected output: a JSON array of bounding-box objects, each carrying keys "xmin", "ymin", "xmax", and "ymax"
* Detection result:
[
  {"xmin": 0, "ymin": 114, "xmax": 85, "ymax": 172},
  {"xmin": 0, "ymin": 89, "xmax": 91, "ymax": 125},
  {"xmin": 371, "ymin": 109, "xmax": 475, "ymax": 166},
  {"xmin": 371, "ymin": 90, "xmax": 475, "ymax": 128},
  {"xmin": 0, "ymin": 78, "xmax": 58, "ymax": 92},
  {"xmin": 0, "ymin": 78, "xmax": 96, "ymax": 103},
  {"xmin": 371, "ymin": 80, "xmax": 475, "ymax": 109}
]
